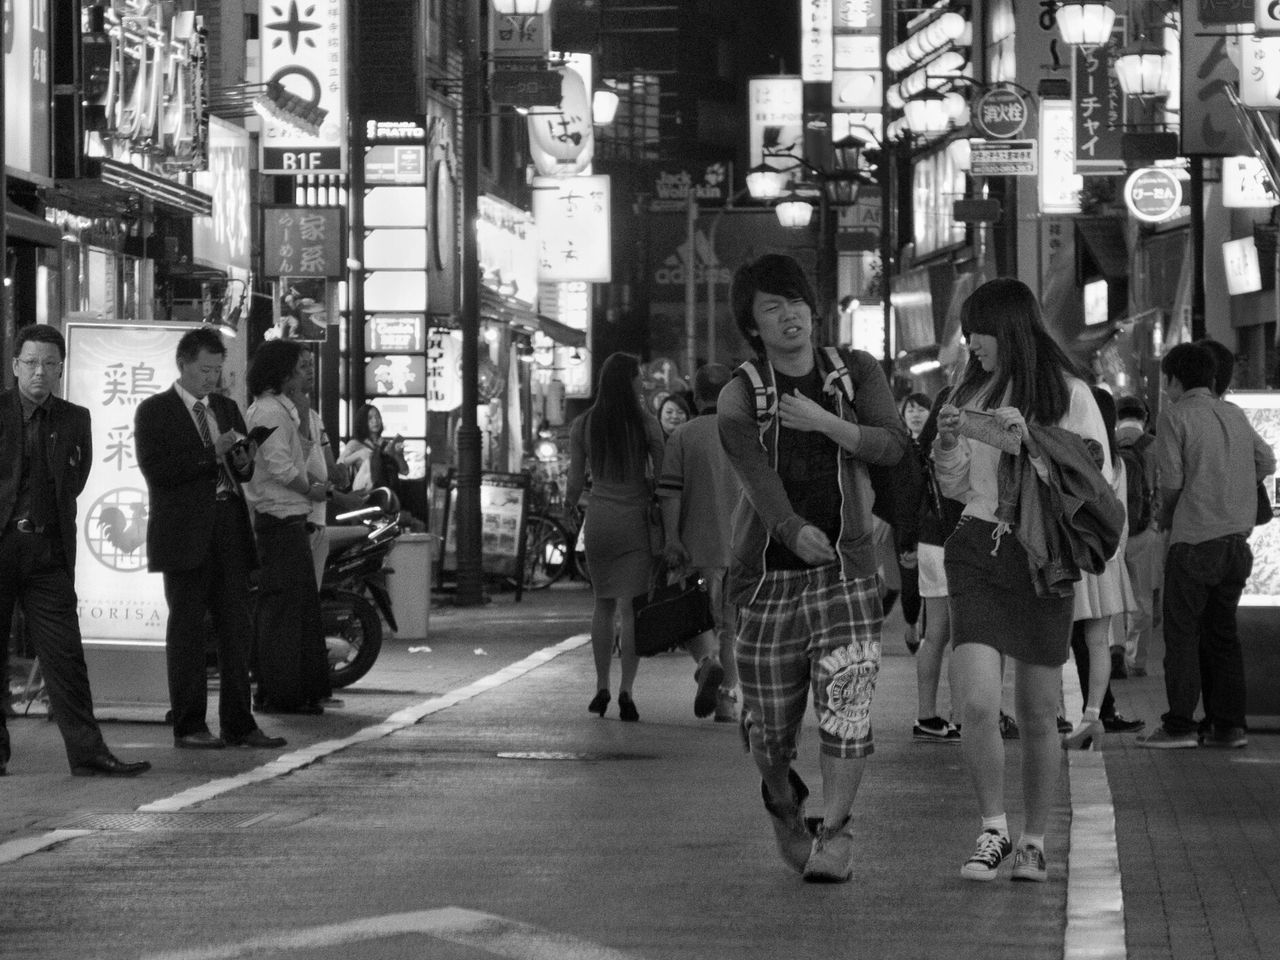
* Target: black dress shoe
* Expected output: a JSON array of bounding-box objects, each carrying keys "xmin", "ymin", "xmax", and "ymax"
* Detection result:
[
  {"xmin": 70, "ymin": 754, "xmax": 151, "ymax": 777},
  {"xmin": 225, "ymin": 729, "xmax": 288, "ymax": 749},
  {"xmin": 174, "ymin": 731, "xmax": 226, "ymax": 749},
  {"xmin": 1102, "ymin": 714, "xmax": 1145, "ymax": 733}
]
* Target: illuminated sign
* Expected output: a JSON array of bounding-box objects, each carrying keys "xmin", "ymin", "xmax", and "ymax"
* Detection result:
[
  {"xmin": 426, "ymin": 328, "xmax": 463, "ymax": 411},
  {"xmin": 4, "ymin": 0, "xmax": 51, "ymax": 177},
  {"xmin": 365, "ymin": 355, "xmax": 427, "ymax": 397},
  {"xmin": 65, "ymin": 323, "xmax": 193, "ymax": 643},
  {"xmin": 478, "ymin": 194, "xmax": 539, "ymax": 303},
  {"xmin": 1124, "ymin": 167, "xmax": 1182, "ymax": 224},
  {"xmin": 1223, "ymin": 236, "xmax": 1263, "ymax": 295},
  {"xmin": 366, "ymin": 314, "xmax": 427, "ymax": 353},
  {"xmin": 260, "ymin": 0, "xmax": 347, "ymax": 173},
  {"xmin": 1223, "ymin": 156, "xmax": 1280, "ymax": 208},
  {"xmin": 95, "ymin": 1, "xmax": 207, "ymax": 173},
  {"xmin": 532, "ymin": 175, "xmax": 613, "ymax": 283},
  {"xmin": 748, "ymin": 76, "xmax": 804, "ymax": 173},
  {"xmin": 911, "ymin": 143, "xmax": 966, "ymax": 257},
  {"xmin": 192, "ymin": 118, "xmax": 252, "ymax": 270},
  {"xmin": 1072, "ymin": 21, "xmax": 1127, "ymax": 173},
  {"xmin": 1039, "ymin": 99, "xmax": 1083, "ymax": 215},
  {"xmin": 800, "ymin": 0, "xmax": 833, "ymax": 83},
  {"xmin": 365, "ymin": 145, "xmax": 426, "ymax": 185},
  {"xmin": 262, "ymin": 206, "xmax": 345, "ymax": 278},
  {"xmin": 1235, "ymin": 391, "xmax": 1280, "ymax": 607},
  {"xmin": 974, "ymin": 87, "xmax": 1030, "ymax": 139},
  {"xmin": 1240, "ymin": 35, "xmax": 1280, "ymax": 109},
  {"xmin": 1084, "ymin": 279, "xmax": 1109, "ymax": 326}
]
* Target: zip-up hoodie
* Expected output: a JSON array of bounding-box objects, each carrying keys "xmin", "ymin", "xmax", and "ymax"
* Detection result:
[{"xmin": 717, "ymin": 346, "xmax": 908, "ymax": 605}]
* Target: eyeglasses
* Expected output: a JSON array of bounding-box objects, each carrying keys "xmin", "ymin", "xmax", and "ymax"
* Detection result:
[{"xmin": 16, "ymin": 358, "xmax": 63, "ymax": 372}]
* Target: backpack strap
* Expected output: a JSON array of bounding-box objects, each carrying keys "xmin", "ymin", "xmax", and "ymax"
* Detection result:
[
  {"xmin": 821, "ymin": 345, "xmax": 856, "ymax": 404},
  {"xmin": 736, "ymin": 359, "xmax": 776, "ymax": 438}
]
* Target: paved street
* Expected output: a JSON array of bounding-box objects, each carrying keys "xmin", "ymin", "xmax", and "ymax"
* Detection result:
[{"xmin": 2, "ymin": 582, "xmax": 1278, "ymax": 960}]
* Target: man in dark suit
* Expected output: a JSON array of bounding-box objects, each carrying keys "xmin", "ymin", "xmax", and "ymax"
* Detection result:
[
  {"xmin": 135, "ymin": 328, "xmax": 286, "ymax": 750},
  {"xmin": 0, "ymin": 324, "xmax": 150, "ymax": 777}
]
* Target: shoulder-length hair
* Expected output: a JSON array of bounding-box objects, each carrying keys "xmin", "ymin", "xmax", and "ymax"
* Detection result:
[
  {"xmin": 246, "ymin": 339, "xmax": 303, "ymax": 397},
  {"xmin": 730, "ymin": 254, "xmax": 818, "ymax": 357},
  {"xmin": 352, "ymin": 402, "xmax": 382, "ymax": 442},
  {"xmin": 587, "ymin": 352, "xmax": 647, "ymax": 482},
  {"xmin": 952, "ymin": 277, "xmax": 1081, "ymax": 423}
]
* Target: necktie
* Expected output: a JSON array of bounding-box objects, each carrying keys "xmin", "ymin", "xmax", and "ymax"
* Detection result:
[
  {"xmin": 28, "ymin": 406, "xmax": 55, "ymax": 528},
  {"xmin": 193, "ymin": 400, "xmax": 237, "ymax": 494}
]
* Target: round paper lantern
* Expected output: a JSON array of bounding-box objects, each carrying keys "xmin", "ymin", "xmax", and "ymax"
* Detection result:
[
  {"xmin": 528, "ymin": 128, "xmax": 594, "ymax": 178},
  {"xmin": 527, "ymin": 67, "xmax": 593, "ymax": 165}
]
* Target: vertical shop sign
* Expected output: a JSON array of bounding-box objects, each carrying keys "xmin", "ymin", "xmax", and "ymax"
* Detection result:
[
  {"xmin": 532, "ymin": 175, "xmax": 612, "ymax": 283},
  {"xmin": 262, "ymin": 206, "xmax": 344, "ymax": 278},
  {"xmin": 65, "ymin": 324, "xmax": 193, "ymax": 642},
  {"xmin": 3, "ymin": 0, "xmax": 51, "ymax": 176},
  {"xmin": 748, "ymin": 76, "xmax": 805, "ymax": 171},
  {"xmin": 1039, "ymin": 99, "xmax": 1083, "ymax": 215},
  {"xmin": 426, "ymin": 327, "xmax": 463, "ymax": 411},
  {"xmin": 192, "ymin": 118, "xmax": 252, "ymax": 270},
  {"xmin": 1182, "ymin": 6, "xmax": 1250, "ymax": 156},
  {"xmin": 801, "ymin": 0, "xmax": 834, "ymax": 83},
  {"xmin": 1072, "ymin": 25, "xmax": 1127, "ymax": 174},
  {"xmin": 260, "ymin": 0, "xmax": 347, "ymax": 173},
  {"xmin": 1240, "ymin": 34, "xmax": 1280, "ymax": 109}
]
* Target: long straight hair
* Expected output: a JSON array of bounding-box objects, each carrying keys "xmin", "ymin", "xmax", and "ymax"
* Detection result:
[
  {"xmin": 587, "ymin": 352, "xmax": 646, "ymax": 482},
  {"xmin": 952, "ymin": 277, "xmax": 1081, "ymax": 423}
]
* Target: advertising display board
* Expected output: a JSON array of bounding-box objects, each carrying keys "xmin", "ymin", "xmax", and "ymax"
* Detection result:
[{"xmin": 437, "ymin": 471, "xmax": 530, "ymax": 599}]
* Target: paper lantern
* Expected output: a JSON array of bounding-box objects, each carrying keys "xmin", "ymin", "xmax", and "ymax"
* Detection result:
[{"xmin": 527, "ymin": 67, "xmax": 594, "ymax": 166}]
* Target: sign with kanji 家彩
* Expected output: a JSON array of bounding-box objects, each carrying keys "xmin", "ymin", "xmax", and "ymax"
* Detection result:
[{"xmin": 262, "ymin": 206, "xmax": 345, "ymax": 278}]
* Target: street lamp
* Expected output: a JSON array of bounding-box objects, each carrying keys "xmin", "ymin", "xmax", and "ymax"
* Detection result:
[
  {"xmin": 1054, "ymin": 1, "xmax": 1116, "ymax": 48},
  {"xmin": 490, "ymin": 0, "xmax": 552, "ymax": 12},
  {"xmin": 775, "ymin": 193, "xmax": 814, "ymax": 229},
  {"xmin": 903, "ymin": 87, "xmax": 951, "ymax": 138},
  {"xmin": 745, "ymin": 163, "xmax": 788, "ymax": 200},
  {"xmin": 1113, "ymin": 38, "xmax": 1171, "ymax": 99}
]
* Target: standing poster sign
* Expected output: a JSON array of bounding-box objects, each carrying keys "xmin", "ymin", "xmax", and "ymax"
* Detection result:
[
  {"xmin": 64, "ymin": 324, "xmax": 195, "ymax": 643},
  {"xmin": 437, "ymin": 471, "xmax": 530, "ymax": 600}
]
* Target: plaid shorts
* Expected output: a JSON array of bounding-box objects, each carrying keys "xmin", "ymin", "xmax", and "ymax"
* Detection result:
[{"xmin": 736, "ymin": 564, "xmax": 882, "ymax": 762}]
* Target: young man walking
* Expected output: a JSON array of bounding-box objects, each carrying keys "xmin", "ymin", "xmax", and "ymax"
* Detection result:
[
  {"xmin": 718, "ymin": 254, "xmax": 907, "ymax": 882},
  {"xmin": 1137, "ymin": 343, "xmax": 1275, "ymax": 749}
]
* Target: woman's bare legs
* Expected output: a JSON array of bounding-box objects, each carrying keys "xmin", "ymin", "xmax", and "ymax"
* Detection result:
[
  {"xmin": 1014, "ymin": 658, "xmax": 1065, "ymax": 837},
  {"xmin": 916, "ymin": 596, "xmax": 952, "ymax": 720},
  {"xmin": 953, "ymin": 642, "xmax": 1005, "ymax": 817},
  {"xmin": 590, "ymin": 597, "xmax": 617, "ymax": 691}
]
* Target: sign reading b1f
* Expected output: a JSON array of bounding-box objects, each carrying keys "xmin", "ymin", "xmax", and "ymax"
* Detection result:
[{"xmin": 260, "ymin": 0, "xmax": 348, "ymax": 174}]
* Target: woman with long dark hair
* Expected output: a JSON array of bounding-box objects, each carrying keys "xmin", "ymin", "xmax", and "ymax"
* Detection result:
[
  {"xmin": 565, "ymin": 353, "xmax": 666, "ymax": 721},
  {"xmin": 933, "ymin": 277, "xmax": 1111, "ymax": 883}
]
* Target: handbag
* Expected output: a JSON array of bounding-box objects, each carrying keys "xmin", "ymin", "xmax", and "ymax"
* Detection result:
[{"xmin": 632, "ymin": 568, "xmax": 715, "ymax": 657}]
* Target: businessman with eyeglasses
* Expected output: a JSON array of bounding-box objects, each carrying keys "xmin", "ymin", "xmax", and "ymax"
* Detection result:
[{"xmin": 0, "ymin": 324, "xmax": 150, "ymax": 777}]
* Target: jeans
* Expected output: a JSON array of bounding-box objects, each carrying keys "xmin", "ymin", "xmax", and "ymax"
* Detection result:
[{"xmin": 1161, "ymin": 534, "xmax": 1252, "ymax": 734}]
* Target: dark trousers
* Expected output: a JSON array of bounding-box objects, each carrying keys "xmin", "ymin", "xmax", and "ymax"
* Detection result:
[
  {"xmin": 900, "ymin": 563, "xmax": 921, "ymax": 627},
  {"xmin": 0, "ymin": 530, "xmax": 108, "ymax": 768},
  {"xmin": 253, "ymin": 513, "xmax": 329, "ymax": 709},
  {"xmin": 1162, "ymin": 534, "xmax": 1252, "ymax": 734},
  {"xmin": 162, "ymin": 499, "xmax": 257, "ymax": 740},
  {"xmin": 1070, "ymin": 620, "xmax": 1117, "ymax": 720}
]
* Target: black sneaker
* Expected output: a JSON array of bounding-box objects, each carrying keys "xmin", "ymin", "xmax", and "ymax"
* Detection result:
[
  {"xmin": 1109, "ymin": 647, "xmax": 1128, "ymax": 680},
  {"xmin": 1102, "ymin": 714, "xmax": 1145, "ymax": 733},
  {"xmin": 999, "ymin": 712, "xmax": 1020, "ymax": 740},
  {"xmin": 913, "ymin": 716, "xmax": 961, "ymax": 743},
  {"xmin": 961, "ymin": 829, "xmax": 1012, "ymax": 881}
]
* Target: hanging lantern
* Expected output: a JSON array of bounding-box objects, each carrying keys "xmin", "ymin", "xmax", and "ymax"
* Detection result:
[
  {"xmin": 1113, "ymin": 38, "xmax": 1171, "ymax": 98},
  {"xmin": 1055, "ymin": 1, "xmax": 1116, "ymax": 48},
  {"xmin": 528, "ymin": 66, "xmax": 594, "ymax": 175},
  {"xmin": 491, "ymin": 0, "xmax": 553, "ymax": 14},
  {"xmin": 746, "ymin": 162, "xmax": 789, "ymax": 200},
  {"xmin": 528, "ymin": 131, "xmax": 593, "ymax": 178},
  {"xmin": 774, "ymin": 193, "xmax": 813, "ymax": 229},
  {"xmin": 592, "ymin": 88, "xmax": 620, "ymax": 125},
  {"xmin": 904, "ymin": 87, "xmax": 950, "ymax": 137}
]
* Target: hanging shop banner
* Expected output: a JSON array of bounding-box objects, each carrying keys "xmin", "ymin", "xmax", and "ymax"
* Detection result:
[
  {"xmin": 426, "ymin": 327, "xmax": 464, "ymax": 411},
  {"xmin": 748, "ymin": 76, "xmax": 805, "ymax": 172},
  {"xmin": 259, "ymin": 0, "xmax": 347, "ymax": 174},
  {"xmin": 192, "ymin": 118, "xmax": 252, "ymax": 271},
  {"xmin": 262, "ymin": 206, "xmax": 345, "ymax": 278},
  {"xmin": 4, "ymin": 0, "xmax": 51, "ymax": 177},
  {"xmin": 1223, "ymin": 236, "xmax": 1264, "ymax": 295},
  {"xmin": 801, "ymin": 0, "xmax": 834, "ymax": 83},
  {"xmin": 1240, "ymin": 34, "xmax": 1280, "ymax": 109},
  {"xmin": 1039, "ymin": 99, "xmax": 1083, "ymax": 215},
  {"xmin": 65, "ymin": 323, "xmax": 195, "ymax": 643},
  {"xmin": 1072, "ymin": 26, "xmax": 1127, "ymax": 174},
  {"xmin": 532, "ymin": 175, "xmax": 613, "ymax": 283},
  {"xmin": 1181, "ymin": 8, "xmax": 1250, "ymax": 156},
  {"xmin": 1223, "ymin": 156, "xmax": 1280, "ymax": 207}
]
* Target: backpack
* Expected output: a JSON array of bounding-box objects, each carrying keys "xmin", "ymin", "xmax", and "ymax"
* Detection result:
[
  {"xmin": 1116, "ymin": 432, "xmax": 1154, "ymax": 534},
  {"xmin": 735, "ymin": 346, "xmax": 922, "ymax": 546}
]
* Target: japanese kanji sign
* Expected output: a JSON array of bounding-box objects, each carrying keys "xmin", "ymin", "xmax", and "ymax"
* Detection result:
[
  {"xmin": 1072, "ymin": 32, "xmax": 1127, "ymax": 174},
  {"xmin": 259, "ymin": 0, "xmax": 347, "ymax": 173},
  {"xmin": 262, "ymin": 206, "xmax": 344, "ymax": 278},
  {"xmin": 1182, "ymin": 6, "xmax": 1250, "ymax": 156},
  {"xmin": 532, "ymin": 175, "xmax": 612, "ymax": 283}
]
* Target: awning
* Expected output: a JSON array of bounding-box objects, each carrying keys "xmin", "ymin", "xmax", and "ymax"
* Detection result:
[
  {"xmin": 52, "ymin": 158, "xmax": 212, "ymax": 218},
  {"xmin": 5, "ymin": 200, "xmax": 62, "ymax": 247},
  {"xmin": 479, "ymin": 286, "xmax": 586, "ymax": 348},
  {"xmin": 1076, "ymin": 218, "xmax": 1129, "ymax": 282}
]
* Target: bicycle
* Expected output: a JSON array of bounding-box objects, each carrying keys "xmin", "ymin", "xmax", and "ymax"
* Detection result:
[{"xmin": 519, "ymin": 468, "xmax": 588, "ymax": 591}]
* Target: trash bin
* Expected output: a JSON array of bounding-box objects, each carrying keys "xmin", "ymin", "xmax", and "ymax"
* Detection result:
[{"xmin": 387, "ymin": 533, "xmax": 435, "ymax": 642}]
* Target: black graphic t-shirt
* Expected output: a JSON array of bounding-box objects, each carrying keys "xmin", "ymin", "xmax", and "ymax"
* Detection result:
[{"xmin": 765, "ymin": 366, "xmax": 842, "ymax": 569}]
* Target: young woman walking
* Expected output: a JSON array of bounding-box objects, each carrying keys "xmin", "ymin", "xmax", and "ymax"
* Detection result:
[
  {"xmin": 933, "ymin": 278, "xmax": 1111, "ymax": 883},
  {"xmin": 565, "ymin": 353, "xmax": 666, "ymax": 722}
]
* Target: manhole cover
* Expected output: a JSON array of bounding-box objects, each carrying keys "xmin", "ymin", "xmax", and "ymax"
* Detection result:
[
  {"xmin": 55, "ymin": 812, "xmax": 277, "ymax": 831},
  {"xmin": 494, "ymin": 751, "xmax": 657, "ymax": 761}
]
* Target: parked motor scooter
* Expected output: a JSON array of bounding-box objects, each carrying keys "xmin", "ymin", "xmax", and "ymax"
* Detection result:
[{"xmin": 321, "ymin": 487, "xmax": 403, "ymax": 688}]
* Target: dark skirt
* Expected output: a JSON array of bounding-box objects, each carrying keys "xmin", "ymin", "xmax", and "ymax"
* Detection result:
[{"xmin": 944, "ymin": 516, "xmax": 1073, "ymax": 667}]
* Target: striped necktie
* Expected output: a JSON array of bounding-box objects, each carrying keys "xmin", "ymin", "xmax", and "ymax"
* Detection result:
[{"xmin": 193, "ymin": 400, "xmax": 237, "ymax": 495}]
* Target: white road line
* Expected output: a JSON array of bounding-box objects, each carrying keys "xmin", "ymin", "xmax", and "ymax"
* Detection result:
[
  {"xmin": 131, "ymin": 906, "xmax": 641, "ymax": 960},
  {"xmin": 0, "ymin": 635, "xmax": 589, "ymax": 864},
  {"xmin": 1065, "ymin": 749, "xmax": 1127, "ymax": 960}
]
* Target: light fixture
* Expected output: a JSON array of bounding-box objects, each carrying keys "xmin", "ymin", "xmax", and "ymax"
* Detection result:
[
  {"xmin": 490, "ymin": 0, "xmax": 553, "ymax": 13},
  {"xmin": 517, "ymin": 340, "xmax": 536, "ymax": 362},
  {"xmin": 903, "ymin": 87, "xmax": 950, "ymax": 137},
  {"xmin": 774, "ymin": 193, "xmax": 814, "ymax": 229},
  {"xmin": 569, "ymin": 347, "xmax": 583, "ymax": 364},
  {"xmin": 1112, "ymin": 37, "xmax": 1171, "ymax": 99},
  {"xmin": 746, "ymin": 162, "xmax": 789, "ymax": 200},
  {"xmin": 592, "ymin": 88, "xmax": 619, "ymax": 125},
  {"xmin": 1054, "ymin": 1, "xmax": 1116, "ymax": 48}
]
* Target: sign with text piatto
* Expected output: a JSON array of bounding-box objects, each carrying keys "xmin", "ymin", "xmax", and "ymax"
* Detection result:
[
  {"xmin": 259, "ymin": 0, "xmax": 347, "ymax": 173},
  {"xmin": 262, "ymin": 206, "xmax": 344, "ymax": 278},
  {"xmin": 532, "ymin": 175, "xmax": 612, "ymax": 283}
]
